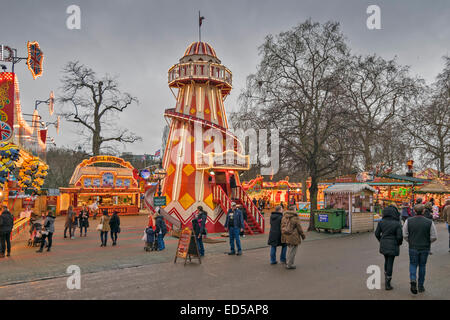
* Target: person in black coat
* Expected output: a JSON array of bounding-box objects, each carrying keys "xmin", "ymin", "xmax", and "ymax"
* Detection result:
[
  {"xmin": 109, "ymin": 211, "xmax": 121, "ymax": 246},
  {"xmin": 229, "ymin": 174, "xmax": 237, "ymax": 199},
  {"xmin": 78, "ymin": 205, "xmax": 90, "ymax": 237},
  {"xmin": 267, "ymin": 205, "xmax": 287, "ymax": 265},
  {"xmin": 0, "ymin": 206, "xmax": 14, "ymax": 258},
  {"xmin": 192, "ymin": 206, "xmax": 207, "ymax": 256},
  {"xmin": 155, "ymin": 212, "xmax": 167, "ymax": 251},
  {"xmin": 375, "ymin": 205, "xmax": 403, "ymax": 290}
]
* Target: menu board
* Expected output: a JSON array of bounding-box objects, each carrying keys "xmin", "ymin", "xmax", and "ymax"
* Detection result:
[{"xmin": 174, "ymin": 227, "xmax": 201, "ymax": 265}]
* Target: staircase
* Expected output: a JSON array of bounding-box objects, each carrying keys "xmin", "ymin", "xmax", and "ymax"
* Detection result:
[{"xmin": 212, "ymin": 185, "xmax": 265, "ymax": 234}]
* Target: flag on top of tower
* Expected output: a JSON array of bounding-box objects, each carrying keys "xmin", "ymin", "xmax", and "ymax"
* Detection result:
[{"xmin": 199, "ymin": 13, "xmax": 205, "ymax": 26}]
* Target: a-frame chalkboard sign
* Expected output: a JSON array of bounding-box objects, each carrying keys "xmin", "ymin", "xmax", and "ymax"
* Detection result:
[{"xmin": 174, "ymin": 227, "xmax": 201, "ymax": 265}]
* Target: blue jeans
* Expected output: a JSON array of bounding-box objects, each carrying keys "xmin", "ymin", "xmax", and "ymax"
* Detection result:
[
  {"xmin": 447, "ymin": 224, "xmax": 450, "ymax": 248},
  {"xmin": 100, "ymin": 231, "xmax": 108, "ymax": 245},
  {"xmin": 409, "ymin": 248, "xmax": 429, "ymax": 286},
  {"xmin": 229, "ymin": 227, "xmax": 242, "ymax": 253},
  {"xmin": 197, "ymin": 235, "xmax": 204, "ymax": 256},
  {"xmin": 270, "ymin": 245, "xmax": 287, "ymax": 264},
  {"xmin": 157, "ymin": 233, "xmax": 165, "ymax": 250}
]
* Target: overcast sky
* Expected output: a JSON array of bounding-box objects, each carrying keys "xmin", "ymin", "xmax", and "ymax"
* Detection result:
[{"xmin": 1, "ymin": 0, "xmax": 449, "ymax": 155}]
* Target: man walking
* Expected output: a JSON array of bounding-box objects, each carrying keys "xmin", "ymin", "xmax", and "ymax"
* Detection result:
[
  {"xmin": 281, "ymin": 206, "xmax": 306, "ymax": 269},
  {"xmin": 0, "ymin": 205, "xmax": 14, "ymax": 258},
  {"xmin": 224, "ymin": 202, "xmax": 244, "ymax": 255},
  {"xmin": 403, "ymin": 203, "xmax": 437, "ymax": 294},
  {"xmin": 442, "ymin": 199, "xmax": 450, "ymax": 252}
]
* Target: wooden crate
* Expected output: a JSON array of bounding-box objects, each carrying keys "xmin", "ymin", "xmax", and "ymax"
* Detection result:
[{"xmin": 351, "ymin": 212, "xmax": 374, "ymax": 233}]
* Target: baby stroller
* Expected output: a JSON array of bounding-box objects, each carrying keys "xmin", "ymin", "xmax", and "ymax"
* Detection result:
[
  {"xmin": 144, "ymin": 227, "xmax": 158, "ymax": 252},
  {"xmin": 27, "ymin": 222, "xmax": 47, "ymax": 247}
]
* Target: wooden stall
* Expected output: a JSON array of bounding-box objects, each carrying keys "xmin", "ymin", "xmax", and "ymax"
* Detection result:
[
  {"xmin": 323, "ymin": 183, "xmax": 376, "ymax": 234},
  {"xmin": 59, "ymin": 155, "xmax": 140, "ymax": 215}
]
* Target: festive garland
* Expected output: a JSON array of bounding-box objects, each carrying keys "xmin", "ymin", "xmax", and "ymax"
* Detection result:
[
  {"xmin": 17, "ymin": 156, "xmax": 48, "ymax": 191},
  {"xmin": 0, "ymin": 143, "xmax": 20, "ymax": 187}
]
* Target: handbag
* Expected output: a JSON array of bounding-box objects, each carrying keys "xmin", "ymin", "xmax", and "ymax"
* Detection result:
[{"xmin": 96, "ymin": 223, "xmax": 103, "ymax": 231}]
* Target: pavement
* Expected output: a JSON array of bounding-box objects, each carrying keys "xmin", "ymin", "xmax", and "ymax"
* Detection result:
[{"xmin": 0, "ymin": 213, "xmax": 449, "ymax": 299}]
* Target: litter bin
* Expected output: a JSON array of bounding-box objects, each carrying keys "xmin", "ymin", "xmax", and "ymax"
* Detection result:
[{"xmin": 314, "ymin": 209, "xmax": 345, "ymax": 231}]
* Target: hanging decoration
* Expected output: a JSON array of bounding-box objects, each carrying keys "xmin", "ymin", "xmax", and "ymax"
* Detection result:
[{"xmin": 26, "ymin": 41, "xmax": 44, "ymax": 80}]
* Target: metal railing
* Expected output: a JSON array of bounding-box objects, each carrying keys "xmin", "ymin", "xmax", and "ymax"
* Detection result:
[
  {"xmin": 236, "ymin": 186, "xmax": 265, "ymax": 233},
  {"xmin": 168, "ymin": 62, "xmax": 232, "ymax": 87}
]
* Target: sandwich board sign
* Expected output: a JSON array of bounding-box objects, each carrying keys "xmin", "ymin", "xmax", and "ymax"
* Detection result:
[{"xmin": 174, "ymin": 227, "xmax": 201, "ymax": 265}]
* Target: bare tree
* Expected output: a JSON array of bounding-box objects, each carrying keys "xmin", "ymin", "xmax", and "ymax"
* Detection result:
[
  {"xmin": 341, "ymin": 55, "xmax": 419, "ymax": 171},
  {"xmin": 43, "ymin": 147, "xmax": 87, "ymax": 188},
  {"xmin": 403, "ymin": 56, "xmax": 450, "ymax": 174},
  {"xmin": 59, "ymin": 61, "xmax": 142, "ymax": 155},
  {"xmin": 233, "ymin": 20, "xmax": 354, "ymax": 230}
]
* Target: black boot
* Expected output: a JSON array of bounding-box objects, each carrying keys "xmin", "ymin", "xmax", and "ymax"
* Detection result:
[
  {"xmin": 385, "ymin": 275, "xmax": 393, "ymax": 290},
  {"xmin": 418, "ymin": 285, "xmax": 425, "ymax": 293},
  {"xmin": 410, "ymin": 281, "xmax": 418, "ymax": 294}
]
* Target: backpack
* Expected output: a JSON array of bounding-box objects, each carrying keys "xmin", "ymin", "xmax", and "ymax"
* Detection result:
[{"xmin": 282, "ymin": 216, "xmax": 295, "ymax": 235}]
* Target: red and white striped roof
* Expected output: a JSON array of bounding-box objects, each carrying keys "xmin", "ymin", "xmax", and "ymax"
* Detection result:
[{"xmin": 183, "ymin": 42, "xmax": 217, "ymax": 58}]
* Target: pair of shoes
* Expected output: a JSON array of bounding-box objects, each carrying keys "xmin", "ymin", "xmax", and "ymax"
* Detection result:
[
  {"xmin": 227, "ymin": 251, "xmax": 236, "ymax": 255},
  {"xmin": 418, "ymin": 285, "xmax": 425, "ymax": 293},
  {"xmin": 270, "ymin": 261, "xmax": 277, "ymax": 265},
  {"xmin": 286, "ymin": 265, "xmax": 296, "ymax": 269},
  {"xmin": 385, "ymin": 275, "xmax": 393, "ymax": 290},
  {"xmin": 47, "ymin": 248, "xmax": 51, "ymax": 252},
  {"xmin": 410, "ymin": 281, "xmax": 418, "ymax": 294},
  {"xmin": 6, "ymin": 252, "xmax": 10, "ymax": 257},
  {"xmin": 236, "ymin": 251, "xmax": 242, "ymax": 256},
  {"xmin": 100, "ymin": 244, "xmax": 104, "ymax": 247},
  {"xmin": 112, "ymin": 242, "xmax": 116, "ymax": 246},
  {"xmin": 64, "ymin": 236, "xmax": 67, "ymax": 239},
  {"xmin": 36, "ymin": 249, "xmax": 43, "ymax": 253}
]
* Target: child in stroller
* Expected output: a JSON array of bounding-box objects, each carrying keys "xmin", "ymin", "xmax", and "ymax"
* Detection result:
[
  {"xmin": 144, "ymin": 225, "xmax": 158, "ymax": 251},
  {"xmin": 28, "ymin": 221, "xmax": 47, "ymax": 247}
]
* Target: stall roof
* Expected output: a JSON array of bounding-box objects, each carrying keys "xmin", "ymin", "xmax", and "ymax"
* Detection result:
[
  {"xmin": 378, "ymin": 174, "xmax": 429, "ymax": 184},
  {"xmin": 324, "ymin": 183, "xmax": 376, "ymax": 194},
  {"xmin": 415, "ymin": 180, "xmax": 450, "ymax": 194}
]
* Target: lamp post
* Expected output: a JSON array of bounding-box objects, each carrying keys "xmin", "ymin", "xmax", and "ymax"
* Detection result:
[{"xmin": 153, "ymin": 161, "xmax": 167, "ymax": 197}]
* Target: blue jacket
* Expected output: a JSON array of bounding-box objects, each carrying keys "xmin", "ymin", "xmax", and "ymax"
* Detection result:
[{"xmin": 225, "ymin": 208, "xmax": 245, "ymax": 229}]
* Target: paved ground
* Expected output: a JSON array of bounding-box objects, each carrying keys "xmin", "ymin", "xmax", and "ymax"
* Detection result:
[{"xmin": 1, "ymin": 213, "xmax": 449, "ymax": 300}]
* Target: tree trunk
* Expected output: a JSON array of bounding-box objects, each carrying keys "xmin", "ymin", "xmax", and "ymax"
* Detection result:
[
  {"xmin": 301, "ymin": 176, "xmax": 307, "ymax": 202},
  {"xmin": 92, "ymin": 132, "xmax": 101, "ymax": 156},
  {"xmin": 308, "ymin": 175, "xmax": 318, "ymax": 231}
]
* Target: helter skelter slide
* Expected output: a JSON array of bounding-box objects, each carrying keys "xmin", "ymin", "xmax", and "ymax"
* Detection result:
[{"xmin": 148, "ymin": 41, "xmax": 265, "ymax": 234}]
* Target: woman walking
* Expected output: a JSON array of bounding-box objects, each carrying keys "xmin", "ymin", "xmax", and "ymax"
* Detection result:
[
  {"xmin": 64, "ymin": 206, "xmax": 75, "ymax": 239},
  {"xmin": 37, "ymin": 211, "xmax": 55, "ymax": 253},
  {"xmin": 98, "ymin": 210, "xmax": 111, "ymax": 247},
  {"xmin": 78, "ymin": 204, "xmax": 90, "ymax": 237},
  {"xmin": 268, "ymin": 205, "xmax": 287, "ymax": 265},
  {"xmin": 109, "ymin": 211, "xmax": 121, "ymax": 246},
  {"xmin": 375, "ymin": 205, "xmax": 403, "ymax": 290}
]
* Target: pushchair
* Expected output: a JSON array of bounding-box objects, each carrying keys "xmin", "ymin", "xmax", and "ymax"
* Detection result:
[
  {"xmin": 143, "ymin": 227, "xmax": 158, "ymax": 252},
  {"xmin": 27, "ymin": 222, "xmax": 47, "ymax": 247}
]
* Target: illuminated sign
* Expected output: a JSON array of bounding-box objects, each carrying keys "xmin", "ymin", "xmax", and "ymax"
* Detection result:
[
  {"xmin": 0, "ymin": 45, "xmax": 14, "ymax": 62},
  {"xmin": 0, "ymin": 73, "xmax": 15, "ymax": 142}
]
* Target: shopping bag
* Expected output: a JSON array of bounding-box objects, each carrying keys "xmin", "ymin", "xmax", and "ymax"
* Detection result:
[
  {"xmin": 141, "ymin": 231, "xmax": 146, "ymax": 241},
  {"xmin": 96, "ymin": 223, "xmax": 103, "ymax": 231}
]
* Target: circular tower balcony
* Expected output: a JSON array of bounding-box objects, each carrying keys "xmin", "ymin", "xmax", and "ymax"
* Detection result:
[{"xmin": 168, "ymin": 42, "xmax": 232, "ymax": 96}]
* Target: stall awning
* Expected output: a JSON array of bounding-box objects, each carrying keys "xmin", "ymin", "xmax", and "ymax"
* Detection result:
[
  {"xmin": 415, "ymin": 180, "xmax": 450, "ymax": 194},
  {"xmin": 324, "ymin": 183, "xmax": 376, "ymax": 194}
]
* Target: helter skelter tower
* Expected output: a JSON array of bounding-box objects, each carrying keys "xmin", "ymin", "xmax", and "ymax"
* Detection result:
[{"xmin": 160, "ymin": 41, "xmax": 264, "ymax": 234}]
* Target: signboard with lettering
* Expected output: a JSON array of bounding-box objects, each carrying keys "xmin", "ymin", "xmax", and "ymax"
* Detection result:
[
  {"xmin": 174, "ymin": 227, "xmax": 201, "ymax": 265},
  {"xmin": 318, "ymin": 214, "xmax": 328, "ymax": 223},
  {"xmin": 153, "ymin": 196, "xmax": 166, "ymax": 207}
]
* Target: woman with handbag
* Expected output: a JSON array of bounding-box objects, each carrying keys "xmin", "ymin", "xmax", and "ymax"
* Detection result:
[
  {"xmin": 109, "ymin": 211, "xmax": 121, "ymax": 246},
  {"xmin": 37, "ymin": 211, "xmax": 55, "ymax": 253},
  {"xmin": 97, "ymin": 210, "xmax": 111, "ymax": 247}
]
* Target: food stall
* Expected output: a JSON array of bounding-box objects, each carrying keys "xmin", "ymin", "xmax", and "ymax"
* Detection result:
[
  {"xmin": 59, "ymin": 155, "xmax": 140, "ymax": 215},
  {"xmin": 414, "ymin": 179, "xmax": 450, "ymax": 206},
  {"xmin": 323, "ymin": 183, "xmax": 376, "ymax": 234}
]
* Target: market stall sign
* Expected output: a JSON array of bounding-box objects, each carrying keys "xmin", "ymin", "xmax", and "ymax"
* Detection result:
[
  {"xmin": 153, "ymin": 196, "xmax": 166, "ymax": 207},
  {"xmin": 174, "ymin": 227, "xmax": 201, "ymax": 265}
]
